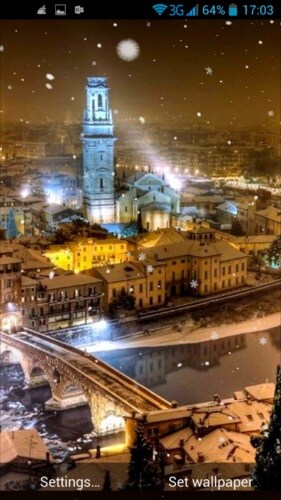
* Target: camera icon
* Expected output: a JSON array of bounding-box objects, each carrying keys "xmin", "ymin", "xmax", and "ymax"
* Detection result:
[{"xmin": 75, "ymin": 5, "xmax": 84, "ymax": 14}]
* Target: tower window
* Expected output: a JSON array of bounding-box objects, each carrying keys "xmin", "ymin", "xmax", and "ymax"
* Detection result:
[
  {"xmin": 100, "ymin": 178, "xmax": 104, "ymax": 189},
  {"xmin": 100, "ymin": 153, "xmax": 103, "ymax": 161},
  {"xmin": 98, "ymin": 94, "xmax": 103, "ymax": 107}
]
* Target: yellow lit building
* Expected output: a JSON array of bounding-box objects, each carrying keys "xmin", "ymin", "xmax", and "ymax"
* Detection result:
[
  {"xmin": 216, "ymin": 233, "xmax": 276, "ymax": 255},
  {"xmin": 44, "ymin": 237, "xmax": 129, "ymax": 272},
  {"xmin": 142, "ymin": 239, "xmax": 247, "ymax": 297},
  {"xmin": 89, "ymin": 261, "xmax": 166, "ymax": 314}
]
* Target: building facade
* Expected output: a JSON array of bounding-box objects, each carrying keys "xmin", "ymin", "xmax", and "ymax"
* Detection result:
[
  {"xmin": 82, "ymin": 77, "xmax": 116, "ymax": 224},
  {"xmin": 44, "ymin": 237, "xmax": 128, "ymax": 272},
  {"xmin": 255, "ymin": 206, "xmax": 281, "ymax": 236},
  {"xmin": 90, "ymin": 261, "xmax": 166, "ymax": 314},
  {"xmin": 0, "ymin": 241, "xmax": 22, "ymax": 332},
  {"xmin": 21, "ymin": 273, "xmax": 103, "ymax": 332}
]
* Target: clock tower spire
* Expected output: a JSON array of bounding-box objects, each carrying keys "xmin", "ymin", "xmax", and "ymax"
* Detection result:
[{"xmin": 82, "ymin": 77, "xmax": 116, "ymax": 223}]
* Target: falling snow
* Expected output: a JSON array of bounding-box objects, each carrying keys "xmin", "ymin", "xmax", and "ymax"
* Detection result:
[
  {"xmin": 211, "ymin": 332, "xmax": 219, "ymax": 341},
  {"xmin": 146, "ymin": 264, "xmax": 154, "ymax": 273},
  {"xmin": 268, "ymin": 110, "xmax": 274, "ymax": 116},
  {"xmin": 46, "ymin": 73, "xmax": 55, "ymax": 80},
  {"xmin": 139, "ymin": 116, "xmax": 145, "ymax": 124},
  {"xmin": 116, "ymin": 39, "xmax": 140, "ymax": 61},
  {"xmin": 138, "ymin": 253, "xmax": 146, "ymax": 261},
  {"xmin": 205, "ymin": 66, "xmax": 213, "ymax": 75},
  {"xmin": 45, "ymin": 83, "xmax": 53, "ymax": 90},
  {"xmin": 0, "ymin": 45, "xmax": 4, "ymax": 52},
  {"xmin": 190, "ymin": 280, "xmax": 198, "ymax": 288},
  {"xmin": 259, "ymin": 337, "xmax": 268, "ymax": 345}
]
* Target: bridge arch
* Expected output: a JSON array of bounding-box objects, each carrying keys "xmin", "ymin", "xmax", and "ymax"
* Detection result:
[
  {"xmin": 0, "ymin": 343, "xmax": 31, "ymax": 387},
  {"xmin": 29, "ymin": 364, "xmax": 50, "ymax": 388}
]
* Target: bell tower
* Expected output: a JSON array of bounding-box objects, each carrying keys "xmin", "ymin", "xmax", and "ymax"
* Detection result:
[{"xmin": 82, "ymin": 77, "xmax": 116, "ymax": 223}]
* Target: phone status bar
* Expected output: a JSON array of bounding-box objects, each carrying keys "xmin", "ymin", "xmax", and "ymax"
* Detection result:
[{"xmin": 0, "ymin": 1, "xmax": 280, "ymax": 19}]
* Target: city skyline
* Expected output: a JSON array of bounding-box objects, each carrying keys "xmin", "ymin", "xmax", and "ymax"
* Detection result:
[{"xmin": 0, "ymin": 19, "xmax": 280, "ymax": 127}]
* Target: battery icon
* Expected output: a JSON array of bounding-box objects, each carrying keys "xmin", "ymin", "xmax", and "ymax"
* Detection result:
[{"xmin": 228, "ymin": 3, "xmax": 238, "ymax": 16}]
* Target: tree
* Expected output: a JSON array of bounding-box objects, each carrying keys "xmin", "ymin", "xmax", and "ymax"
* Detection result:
[
  {"xmin": 251, "ymin": 364, "xmax": 281, "ymax": 490},
  {"xmin": 230, "ymin": 218, "xmax": 245, "ymax": 236},
  {"xmin": 110, "ymin": 290, "xmax": 136, "ymax": 314},
  {"xmin": 102, "ymin": 469, "xmax": 112, "ymax": 491},
  {"xmin": 251, "ymin": 253, "xmax": 265, "ymax": 273},
  {"xmin": 136, "ymin": 210, "xmax": 144, "ymax": 234},
  {"xmin": 123, "ymin": 424, "xmax": 164, "ymax": 491},
  {"xmin": 6, "ymin": 209, "xmax": 19, "ymax": 239},
  {"xmin": 267, "ymin": 235, "xmax": 281, "ymax": 268},
  {"xmin": 254, "ymin": 188, "xmax": 272, "ymax": 207},
  {"xmin": 54, "ymin": 228, "xmax": 68, "ymax": 243}
]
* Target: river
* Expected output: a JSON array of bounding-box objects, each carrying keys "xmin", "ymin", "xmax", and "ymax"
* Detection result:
[{"xmin": 0, "ymin": 326, "xmax": 280, "ymax": 462}]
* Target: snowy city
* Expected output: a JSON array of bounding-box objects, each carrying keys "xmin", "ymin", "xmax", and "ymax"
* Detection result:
[{"xmin": 0, "ymin": 10, "xmax": 281, "ymax": 494}]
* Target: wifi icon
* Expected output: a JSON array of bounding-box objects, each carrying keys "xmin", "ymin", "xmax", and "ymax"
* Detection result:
[{"xmin": 153, "ymin": 3, "xmax": 168, "ymax": 16}]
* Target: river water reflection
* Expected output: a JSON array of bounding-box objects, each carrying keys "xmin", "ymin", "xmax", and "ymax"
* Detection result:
[{"xmin": 0, "ymin": 327, "xmax": 280, "ymax": 461}]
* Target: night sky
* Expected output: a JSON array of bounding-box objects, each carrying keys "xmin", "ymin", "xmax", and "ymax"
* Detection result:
[{"xmin": 0, "ymin": 19, "xmax": 280, "ymax": 127}]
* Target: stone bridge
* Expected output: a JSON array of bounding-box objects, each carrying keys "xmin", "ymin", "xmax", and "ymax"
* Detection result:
[{"xmin": 0, "ymin": 328, "xmax": 172, "ymax": 443}]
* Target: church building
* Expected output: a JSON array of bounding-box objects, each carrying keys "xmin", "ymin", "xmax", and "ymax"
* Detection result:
[{"xmin": 82, "ymin": 77, "xmax": 180, "ymax": 230}]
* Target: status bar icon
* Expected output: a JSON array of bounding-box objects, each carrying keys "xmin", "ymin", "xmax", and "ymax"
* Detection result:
[
  {"xmin": 187, "ymin": 4, "xmax": 199, "ymax": 17},
  {"xmin": 228, "ymin": 4, "xmax": 238, "ymax": 16}
]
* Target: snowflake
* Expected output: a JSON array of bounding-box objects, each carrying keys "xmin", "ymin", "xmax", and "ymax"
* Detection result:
[
  {"xmin": 45, "ymin": 83, "xmax": 53, "ymax": 90},
  {"xmin": 138, "ymin": 252, "xmax": 146, "ymax": 261},
  {"xmin": 205, "ymin": 361, "xmax": 210, "ymax": 366},
  {"xmin": 113, "ymin": 109, "xmax": 119, "ymax": 115},
  {"xmin": 268, "ymin": 110, "xmax": 274, "ymax": 117},
  {"xmin": 116, "ymin": 39, "xmax": 140, "ymax": 62},
  {"xmin": 190, "ymin": 280, "xmax": 198, "ymax": 288},
  {"xmin": 126, "ymin": 251, "xmax": 131, "ymax": 257},
  {"xmin": 146, "ymin": 264, "xmax": 154, "ymax": 273},
  {"xmin": 259, "ymin": 337, "xmax": 267, "ymax": 345},
  {"xmin": 245, "ymin": 65, "xmax": 249, "ymax": 69},
  {"xmin": 211, "ymin": 332, "xmax": 219, "ymax": 341},
  {"xmin": 139, "ymin": 116, "xmax": 145, "ymax": 124},
  {"xmin": 219, "ymin": 436, "xmax": 226, "ymax": 443},
  {"xmin": 106, "ymin": 269, "xmax": 110, "ymax": 274},
  {"xmin": 146, "ymin": 22, "xmax": 151, "ymax": 28},
  {"xmin": 7, "ymin": 85, "xmax": 12, "ymax": 90},
  {"xmin": 0, "ymin": 45, "xmax": 4, "ymax": 52},
  {"xmin": 196, "ymin": 112, "xmax": 201, "ymax": 117},
  {"xmin": 225, "ymin": 21, "xmax": 232, "ymax": 25},
  {"xmin": 92, "ymin": 61, "xmax": 97, "ymax": 66},
  {"xmin": 113, "ymin": 23, "xmax": 118, "ymax": 27},
  {"xmin": 205, "ymin": 66, "xmax": 213, "ymax": 75},
  {"xmin": 177, "ymin": 362, "xmax": 182, "ymax": 368},
  {"xmin": 46, "ymin": 73, "xmax": 55, "ymax": 80},
  {"xmin": 258, "ymin": 40, "xmax": 263, "ymax": 45},
  {"xmin": 97, "ymin": 43, "xmax": 102, "ymax": 48}
]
